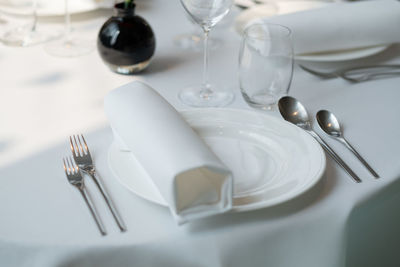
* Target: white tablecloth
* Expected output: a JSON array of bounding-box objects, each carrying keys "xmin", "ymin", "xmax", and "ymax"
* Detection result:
[{"xmin": 1, "ymin": 1, "xmax": 400, "ymax": 266}]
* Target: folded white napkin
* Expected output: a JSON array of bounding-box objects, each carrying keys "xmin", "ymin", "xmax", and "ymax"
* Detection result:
[
  {"xmin": 237, "ymin": 0, "xmax": 400, "ymax": 54},
  {"xmin": 104, "ymin": 81, "xmax": 233, "ymax": 224}
]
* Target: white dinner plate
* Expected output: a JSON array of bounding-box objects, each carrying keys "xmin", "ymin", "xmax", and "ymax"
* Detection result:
[
  {"xmin": 108, "ymin": 109, "xmax": 326, "ymax": 212},
  {"xmin": 0, "ymin": 0, "xmax": 113, "ymax": 16}
]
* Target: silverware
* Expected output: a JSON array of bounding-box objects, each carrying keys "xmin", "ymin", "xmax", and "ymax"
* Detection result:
[
  {"xmin": 63, "ymin": 156, "xmax": 107, "ymax": 236},
  {"xmin": 300, "ymin": 64, "xmax": 400, "ymax": 83},
  {"xmin": 316, "ymin": 110, "xmax": 380, "ymax": 178},
  {"xmin": 70, "ymin": 134, "xmax": 127, "ymax": 232},
  {"xmin": 278, "ymin": 96, "xmax": 362, "ymax": 183}
]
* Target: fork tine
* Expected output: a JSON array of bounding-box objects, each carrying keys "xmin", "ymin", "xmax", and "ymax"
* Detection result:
[
  {"xmin": 72, "ymin": 135, "xmax": 83, "ymax": 157},
  {"xmin": 77, "ymin": 134, "xmax": 87, "ymax": 155},
  {"xmin": 74, "ymin": 159, "xmax": 80, "ymax": 173},
  {"xmin": 63, "ymin": 157, "xmax": 69, "ymax": 175},
  {"xmin": 70, "ymin": 136, "xmax": 78, "ymax": 157},
  {"xmin": 66, "ymin": 156, "xmax": 74, "ymax": 174},
  {"xmin": 80, "ymin": 134, "xmax": 90, "ymax": 155},
  {"xmin": 67, "ymin": 156, "xmax": 74, "ymax": 173},
  {"xmin": 71, "ymin": 156, "xmax": 80, "ymax": 174}
]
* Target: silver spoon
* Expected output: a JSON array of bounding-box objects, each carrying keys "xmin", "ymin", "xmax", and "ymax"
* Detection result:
[
  {"xmin": 278, "ymin": 96, "xmax": 362, "ymax": 183},
  {"xmin": 316, "ymin": 110, "xmax": 380, "ymax": 178}
]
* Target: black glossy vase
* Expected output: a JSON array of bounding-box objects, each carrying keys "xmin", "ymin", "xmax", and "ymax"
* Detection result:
[{"xmin": 97, "ymin": 2, "xmax": 156, "ymax": 74}]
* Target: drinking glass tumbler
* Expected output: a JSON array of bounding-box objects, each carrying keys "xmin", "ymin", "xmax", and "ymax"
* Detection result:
[{"xmin": 239, "ymin": 23, "xmax": 293, "ymax": 110}]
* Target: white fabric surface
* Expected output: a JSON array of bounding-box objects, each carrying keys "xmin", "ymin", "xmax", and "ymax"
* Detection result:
[
  {"xmin": 236, "ymin": 0, "xmax": 400, "ymax": 54},
  {"xmin": 104, "ymin": 81, "xmax": 233, "ymax": 224},
  {"xmin": 0, "ymin": 1, "xmax": 400, "ymax": 267}
]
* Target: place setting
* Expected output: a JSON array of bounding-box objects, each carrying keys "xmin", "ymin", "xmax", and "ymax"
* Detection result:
[
  {"xmin": 56, "ymin": 0, "xmax": 392, "ymax": 234},
  {"xmin": 2, "ymin": 0, "xmax": 400, "ymax": 265}
]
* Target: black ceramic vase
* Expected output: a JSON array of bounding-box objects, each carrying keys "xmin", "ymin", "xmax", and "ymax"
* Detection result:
[{"xmin": 97, "ymin": 2, "xmax": 156, "ymax": 74}]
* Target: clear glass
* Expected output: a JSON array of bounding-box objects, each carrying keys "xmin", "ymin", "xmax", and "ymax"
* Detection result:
[
  {"xmin": 178, "ymin": 0, "xmax": 235, "ymax": 107},
  {"xmin": 44, "ymin": 0, "xmax": 94, "ymax": 57},
  {"xmin": 1, "ymin": 0, "xmax": 59, "ymax": 47},
  {"xmin": 174, "ymin": 12, "xmax": 222, "ymax": 51},
  {"xmin": 239, "ymin": 23, "xmax": 293, "ymax": 110}
]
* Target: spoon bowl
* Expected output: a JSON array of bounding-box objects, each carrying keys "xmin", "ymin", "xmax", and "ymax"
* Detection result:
[
  {"xmin": 316, "ymin": 110, "xmax": 342, "ymax": 137},
  {"xmin": 278, "ymin": 96, "xmax": 311, "ymax": 129}
]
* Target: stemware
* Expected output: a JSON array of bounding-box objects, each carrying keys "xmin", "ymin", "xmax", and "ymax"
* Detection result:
[
  {"xmin": 239, "ymin": 23, "xmax": 293, "ymax": 110},
  {"xmin": 44, "ymin": 0, "xmax": 94, "ymax": 57},
  {"xmin": 178, "ymin": 0, "xmax": 235, "ymax": 107},
  {"xmin": 1, "ymin": 0, "xmax": 58, "ymax": 46}
]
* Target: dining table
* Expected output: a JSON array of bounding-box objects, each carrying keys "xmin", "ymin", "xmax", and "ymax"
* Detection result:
[{"xmin": 1, "ymin": 0, "xmax": 400, "ymax": 266}]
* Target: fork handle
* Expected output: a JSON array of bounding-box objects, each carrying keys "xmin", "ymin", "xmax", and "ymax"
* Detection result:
[
  {"xmin": 88, "ymin": 172, "xmax": 127, "ymax": 232},
  {"xmin": 79, "ymin": 188, "xmax": 107, "ymax": 236}
]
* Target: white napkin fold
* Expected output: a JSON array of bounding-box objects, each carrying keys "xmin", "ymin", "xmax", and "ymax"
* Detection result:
[
  {"xmin": 104, "ymin": 81, "xmax": 233, "ymax": 224},
  {"xmin": 237, "ymin": 0, "xmax": 400, "ymax": 54}
]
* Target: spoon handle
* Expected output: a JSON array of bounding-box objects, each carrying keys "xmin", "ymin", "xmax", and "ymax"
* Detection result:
[
  {"xmin": 339, "ymin": 137, "xmax": 380, "ymax": 178},
  {"xmin": 308, "ymin": 131, "xmax": 362, "ymax": 183}
]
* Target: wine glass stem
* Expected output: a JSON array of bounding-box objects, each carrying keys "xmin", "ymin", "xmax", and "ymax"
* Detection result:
[
  {"xmin": 31, "ymin": 0, "xmax": 38, "ymax": 32},
  {"xmin": 200, "ymin": 29, "xmax": 212, "ymax": 99},
  {"xmin": 64, "ymin": 0, "xmax": 71, "ymax": 41}
]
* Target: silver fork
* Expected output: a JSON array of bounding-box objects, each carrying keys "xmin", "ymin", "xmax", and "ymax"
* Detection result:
[
  {"xmin": 70, "ymin": 134, "xmax": 126, "ymax": 232},
  {"xmin": 63, "ymin": 156, "xmax": 107, "ymax": 236},
  {"xmin": 300, "ymin": 64, "xmax": 400, "ymax": 83}
]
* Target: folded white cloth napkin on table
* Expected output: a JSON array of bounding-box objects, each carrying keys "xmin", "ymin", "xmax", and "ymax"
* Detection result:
[
  {"xmin": 236, "ymin": 0, "xmax": 400, "ymax": 54},
  {"xmin": 104, "ymin": 81, "xmax": 233, "ymax": 224}
]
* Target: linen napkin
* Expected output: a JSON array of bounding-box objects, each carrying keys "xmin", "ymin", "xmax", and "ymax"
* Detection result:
[
  {"xmin": 104, "ymin": 81, "xmax": 233, "ymax": 224},
  {"xmin": 236, "ymin": 0, "xmax": 400, "ymax": 54}
]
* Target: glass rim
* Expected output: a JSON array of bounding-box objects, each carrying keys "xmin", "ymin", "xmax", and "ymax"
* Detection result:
[{"xmin": 243, "ymin": 22, "xmax": 292, "ymax": 39}]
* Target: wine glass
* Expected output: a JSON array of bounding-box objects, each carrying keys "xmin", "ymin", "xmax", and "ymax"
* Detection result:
[
  {"xmin": 239, "ymin": 23, "xmax": 293, "ymax": 110},
  {"xmin": 1, "ymin": 0, "xmax": 59, "ymax": 47},
  {"xmin": 179, "ymin": 0, "xmax": 235, "ymax": 107},
  {"xmin": 44, "ymin": 0, "xmax": 94, "ymax": 57}
]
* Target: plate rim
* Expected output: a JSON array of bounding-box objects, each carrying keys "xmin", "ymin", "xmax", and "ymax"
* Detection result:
[
  {"xmin": 295, "ymin": 45, "xmax": 389, "ymax": 62},
  {"xmin": 108, "ymin": 108, "xmax": 326, "ymax": 212}
]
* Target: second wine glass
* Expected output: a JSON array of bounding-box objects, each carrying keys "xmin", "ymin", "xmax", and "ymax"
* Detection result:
[
  {"xmin": 179, "ymin": 0, "xmax": 234, "ymax": 107},
  {"xmin": 1, "ymin": 0, "xmax": 59, "ymax": 47},
  {"xmin": 44, "ymin": 0, "xmax": 94, "ymax": 57}
]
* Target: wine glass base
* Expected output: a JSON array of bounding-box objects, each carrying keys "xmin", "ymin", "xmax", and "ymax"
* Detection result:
[
  {"xmin": 178, "ymin": 85, "xmax": 235, "ymax": 107},
  {"xmin": 44, "ymin": 38, "xmax": 94, "ymax": 57},
  {"xmin": 1, "ymin": 25, "xmax": 60, "ymax": 47}
]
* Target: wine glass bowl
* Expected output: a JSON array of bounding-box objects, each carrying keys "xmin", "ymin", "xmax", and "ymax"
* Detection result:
[
  {"xmin": 173, "ymin": 12, "xmax": 222, "ymax": 51},
  {"xmin": 180, "ymin": 0, "xmax": 232, "ymax": 30}
]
